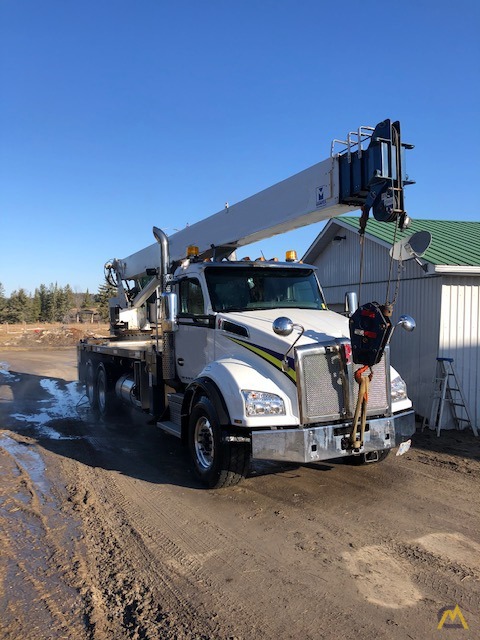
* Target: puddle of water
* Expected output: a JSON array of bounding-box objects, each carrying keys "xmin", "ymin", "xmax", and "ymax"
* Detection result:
[{"xmin": 0, "ymin": 433, "xmax": 50, "ymax": 496}]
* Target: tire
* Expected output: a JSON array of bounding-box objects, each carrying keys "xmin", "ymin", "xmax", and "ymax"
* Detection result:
[
  {"xmin": 86, "ymin": 360, "xmax": 98, "ymax": 410},
  {"xmin": 348, "ymin": 449, "xmax": 391, "ymax": 465},
  {"xmin": 95, "ymin": 363, "xmax": 119, "ymax": 418},
  {"xmin": 188, "ymin": 396, "xmax": 250, "ymax": 489}
]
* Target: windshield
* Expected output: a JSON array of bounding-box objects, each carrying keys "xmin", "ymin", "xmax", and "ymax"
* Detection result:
[{"xmin": 205, "ymin": 266, "xmax": 327, "ymax": 312}]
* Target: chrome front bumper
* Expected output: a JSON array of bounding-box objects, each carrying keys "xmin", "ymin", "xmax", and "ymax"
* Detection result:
[{"xmin": 251, "ymin": 410, "xmax": 415, "ymax": 463}]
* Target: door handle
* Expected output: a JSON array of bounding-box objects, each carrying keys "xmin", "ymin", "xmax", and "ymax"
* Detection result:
[{"xmin": 177, "ymin": 358, "xmax": 184, "ymax": 366}]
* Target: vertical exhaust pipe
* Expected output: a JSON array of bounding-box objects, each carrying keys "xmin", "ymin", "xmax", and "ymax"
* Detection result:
[
  {"xmin": 152, "ymin": 226, "xmax": 170, "ymax": 292},
  {"xmin": 152, "ymin": 226, "xmax": 176, "ymax": 383}
]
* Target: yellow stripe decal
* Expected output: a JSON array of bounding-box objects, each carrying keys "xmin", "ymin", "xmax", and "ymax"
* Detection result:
[{"xmin": 228, "ymin": 337, "xmax": 297, "ymax": 384}]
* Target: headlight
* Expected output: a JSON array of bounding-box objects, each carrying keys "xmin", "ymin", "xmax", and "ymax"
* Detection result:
[
  {"xmin": 242, "ymin": 390, "xmax": 285, "ymax": 416},
  {"xmin": 391, "ymin": 375, "xmax": 408, "ymax": 402}
]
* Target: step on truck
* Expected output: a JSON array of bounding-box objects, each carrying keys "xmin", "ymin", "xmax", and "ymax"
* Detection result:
[{"xmin": 78, "ymin": 119, "xmax": 417, "ymax": 488}]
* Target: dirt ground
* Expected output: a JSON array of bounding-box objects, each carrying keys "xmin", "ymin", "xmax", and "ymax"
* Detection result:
[
  {"xmin": 0, "ymin": 323, "xmax": 110, "ymax": 350},
  {"xmin": 1, "ymin": 346, "xmax": 479, "ymax": 639}
]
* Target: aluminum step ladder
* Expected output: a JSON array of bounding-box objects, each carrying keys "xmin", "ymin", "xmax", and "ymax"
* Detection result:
[{"xmin": 423, "ymin": 357, "xmax": 478, "ymax": 437}]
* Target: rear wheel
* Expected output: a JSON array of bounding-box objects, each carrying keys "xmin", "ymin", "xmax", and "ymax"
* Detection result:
[
  {"xmin": 86, "ymin": 360, "xmax": 97, "ymax": 410},
  {"xmin": 188, "ymin": 396, "xmax": 250, "ymax": 489},
  {"xmin": 95, "ymin": 363, "xmax": 119, "ymax": 417}
]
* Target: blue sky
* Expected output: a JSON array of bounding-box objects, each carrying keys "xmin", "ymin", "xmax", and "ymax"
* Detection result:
[{"xmin": 1, "ymin": 0, "xmax": 479, "ymax": 296}]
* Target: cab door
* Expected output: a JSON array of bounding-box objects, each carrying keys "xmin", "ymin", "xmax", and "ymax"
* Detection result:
[{"xmin": 174, "ymin": 277, "xmax": 214, "ymax": 383}]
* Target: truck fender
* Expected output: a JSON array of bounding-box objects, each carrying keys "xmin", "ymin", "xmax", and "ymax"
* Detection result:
[
  {"xmin": 182, "ymin": 377, "xmax": 230, "ymax": 445},
  {"xmin": 186, "ymin": 359, "xmax": 296, "ymax": 430}
]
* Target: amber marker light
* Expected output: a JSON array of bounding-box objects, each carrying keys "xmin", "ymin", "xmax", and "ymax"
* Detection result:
[{"xmin": 285, "ymin": 250, "xmax": 297, "ymax": 262}]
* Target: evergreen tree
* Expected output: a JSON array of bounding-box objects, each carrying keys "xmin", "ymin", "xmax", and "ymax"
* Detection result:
[
  {"xmin": 30, "ymin": 288, "xmax": 42, "ymax": 323},
  {"xmin": 81, "ymin": 289, "xmax": 92, "ymax": 309},
  {"xmin": 56, "ymin": 284, "xmax": 75, "ymax": 321},
  {"xmin": 4, "ymin": 289, "xmax": 30, "ymax": 323},
  {"xmin": 0, "ymin": 282, "xmax": 96, "ymax": 324},
  {"xmin": 63, "ymin": 284, "xmax": 75, "ymax": 319},
  {"xmin": 42, "ymin": 284, "xmax": 57, "ymax": 322},
  {"xmin": 97, "ymin": 282, "xmax": 116, "ymax": 321},
  {"xmin": 37, "ymin": 284, "xmax": 49, "ymax": 321}
]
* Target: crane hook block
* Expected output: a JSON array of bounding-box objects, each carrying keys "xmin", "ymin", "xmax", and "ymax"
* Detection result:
[{"xmin": 349, "ymin": 302, "xmax": 393, "ymax": 366}]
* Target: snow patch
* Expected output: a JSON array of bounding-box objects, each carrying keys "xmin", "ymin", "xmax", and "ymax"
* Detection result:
[
  {"xmin": 10, "ymin": 379, "xmax": 85, "ymax": 440},
  {"xmin": 0, "ymin": 362, "xmax": 20, "ymax": 382}
]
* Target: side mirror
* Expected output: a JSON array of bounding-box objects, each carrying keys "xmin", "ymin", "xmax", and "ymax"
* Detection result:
[
  {"xmin": 273, "ymin": 316, "xmax": 305, "ymax": 369},
  {"xmin": 344, "ymin": 291, "xmax": 358, "ymax": 317},
  {"xmin": 161, "ymin": 292, "xmax": 178, "ymax": 332},
  {"xmin": 397, "ymin": 314, "xmax": 416, "ymax": 332},
  {"xmin": 273, "ymin": 316, "xmax": 294, "ymax": 337}
]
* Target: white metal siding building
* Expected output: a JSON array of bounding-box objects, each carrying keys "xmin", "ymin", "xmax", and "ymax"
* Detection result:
[{"xmin": 303, "ymin": 218, "xmax": 480, "ymax": 432}]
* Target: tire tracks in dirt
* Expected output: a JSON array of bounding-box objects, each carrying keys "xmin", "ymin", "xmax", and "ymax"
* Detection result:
[
  {"xmin": 0, "ymin": 434, "xmax": 87, "ymax": 640},
  {"xmin": 60, "ymin": 434, "xmax": 223, "ymax": 640},
  {"xmin": 61, "ymin": 429, "xmax": 391, "ymax": 640}
]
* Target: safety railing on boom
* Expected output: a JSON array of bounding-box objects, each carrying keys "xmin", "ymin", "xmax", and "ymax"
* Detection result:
[
  {"xmin": 330, "ymin": 125, "xmax": 375, "ymax": 159},
  {"xmin": 333, "ymin": 119, "xmax": 414, "ymax": 231}
]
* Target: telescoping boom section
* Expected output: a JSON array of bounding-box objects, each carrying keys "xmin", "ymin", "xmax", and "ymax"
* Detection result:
[{"xmin": 113, "ymin": 119, "xmax": 413, "ymax": 282}]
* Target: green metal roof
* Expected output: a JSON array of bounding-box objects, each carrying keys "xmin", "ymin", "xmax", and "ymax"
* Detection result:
[{"xmin": 338, "ymin": 217, "xmax": 480, "ymax": 266}]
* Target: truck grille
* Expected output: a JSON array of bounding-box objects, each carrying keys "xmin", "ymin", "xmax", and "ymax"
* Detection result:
[
  {"xmin": 352, "ymin": 355, "xmax": 390, "ymax": 417},
  {"xmin": 295, "ymin": 341, "xmax": 390, "ymax": 425},
  {"xmin": 300, "ymin": 346, "xmax": 346, "ymax": 421}
]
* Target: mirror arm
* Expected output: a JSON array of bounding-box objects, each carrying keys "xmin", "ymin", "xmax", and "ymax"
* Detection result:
[
  {"xmin": 387, "ymin": 314, "xmax": 416, "ymax": 345},
  {"xmin": 282, "ymin": 324, "xmax": 305, "ymax": 371}
]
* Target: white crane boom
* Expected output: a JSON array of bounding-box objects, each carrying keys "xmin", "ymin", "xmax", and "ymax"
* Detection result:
[
  {"xmin": 113, "ymin": 119, "xmax": 413, "ymax": 281},
  {"xmin": 118, "ymin": 156, "xmax": 349, "ymax": 279}
]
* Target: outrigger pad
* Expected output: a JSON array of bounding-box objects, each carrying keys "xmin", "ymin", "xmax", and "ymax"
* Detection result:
[{"xmin": 349, "ymin": 302, "xmax": 393, "ymax": 366}]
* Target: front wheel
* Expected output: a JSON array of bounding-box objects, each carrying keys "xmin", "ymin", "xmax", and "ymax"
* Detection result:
[{"xmin": 188, "ymin": 396, "xmax": 250, "ymax": 489}]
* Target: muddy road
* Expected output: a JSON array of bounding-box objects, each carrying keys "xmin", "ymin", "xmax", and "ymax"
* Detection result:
[{"xmin": 1, "ymin": 349, "xmax": 479, "ymax": 639}]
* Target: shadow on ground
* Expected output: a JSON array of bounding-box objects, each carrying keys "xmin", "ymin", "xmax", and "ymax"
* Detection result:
[
  {"xmin": 412, "ymin": 425, "xmax": 480, "ymax": 461},
  {"xmin": 0, "ymin": 368, "xmax": 337, "ymax": 490}
]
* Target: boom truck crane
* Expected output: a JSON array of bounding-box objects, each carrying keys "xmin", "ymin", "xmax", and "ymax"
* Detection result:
[{"xmin": 78, "ymin": 119, "xmax": 417, "ymax": 488}]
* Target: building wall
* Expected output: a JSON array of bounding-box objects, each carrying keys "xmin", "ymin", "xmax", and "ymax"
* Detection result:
[
  {"xmin": 439, "ymin": 277, "xmax": 480, "ymax": 430},
  {"xmin": 311, "ymin": 226, "xmax": 443, "ymax": 421}
]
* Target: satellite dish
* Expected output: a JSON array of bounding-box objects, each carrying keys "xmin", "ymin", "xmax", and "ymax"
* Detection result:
[{"xmin": 390, "ymin": 231, "xmax": 432, "ymax": 261}]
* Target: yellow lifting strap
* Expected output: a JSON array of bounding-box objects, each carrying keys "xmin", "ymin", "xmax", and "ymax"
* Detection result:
[{"xmin": 349, "ymin": 365, "xmax": 373, "ymax": 451}]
